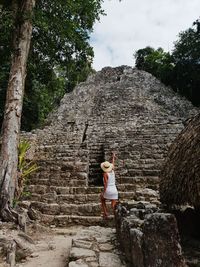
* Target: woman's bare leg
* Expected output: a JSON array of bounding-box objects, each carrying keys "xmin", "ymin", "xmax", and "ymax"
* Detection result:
[
  {"xmin": 100, "ymin": 193, "xmax": 108, "ymax": 217},
  {"xmin": 111, "ymin": 200, "xmax": 117, "ymax": 214}
]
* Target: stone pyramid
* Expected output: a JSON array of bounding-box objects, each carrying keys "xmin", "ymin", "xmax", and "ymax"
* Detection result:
[{"xmin": 23, "ymin": 66, "xmax": 198, "ymax": 226}]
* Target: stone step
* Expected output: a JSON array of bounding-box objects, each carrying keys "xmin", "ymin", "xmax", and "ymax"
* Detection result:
[
  {"xmin": 40, "ymin": 214, "xmax": 115, "ymax": 227},
  {"xmin": 125, "ymin": 169, "xmax": 160, "ymax": 176},
  {"xmin": 24, "ymin": 191, "xmax": 136, "ymax": 204},
  {"xmin": 29, "ymin": 191, "xmax": 156, "ymax": 217},
  {"xmin": 35, "ymin": 159, "xmax": 88, "ymax": 167},
  {"xmin": 30, "ymin": 173, "xmax": 159, "ymax": 187},
  {"xmin": 33, "ymin": 172, "xmax": 88, "ymax": 181},
  {"xmin": 26, "ymin": 184, "xmax": 137, "ymax": 195},
  {"xmin": 117, "ymin": 176, "xmax": 159, "ymax": 185},
  {"xmin": 36, "ymin": 156, "xmax": 78, "ymax": 161},
  {"xmin": 30, "ymin": 202, "xmax": 109, "ymax": 216},
  {"xmin": 89, "ymin": 167, "xmax": 160, "ymax": 176},
  {"xmin": 37, "ymin": 144, "xmax": 87, "ymax": 149},
  {"xmin": 135, "ymin": 188, "xmax": 159, "ymax": 201},
  {"xmin": 27, "ymin": 185, "xmax": 101, "ymax": 195},
  {"xmin": 37, "ymin": 149, "xmax": 77, "ymax": 155},
  {"xmin": 28, "ymin": 178, "xmax": 87, "ymax": 187},
  {"xmin": 37, "ymin": 153, "xmax": 89, "ymax": 161},
  {"xmin": 31, "ymin": 170, "xmax": 88, "ymax": 180},
  {"xmin": 29, "ymin": 169, "xmax": 88, "ymax": 179},
  {"xmin": 35, "ymin": 144, "xmax": 87, "ymax": 151},
  {"xmin": 54, "ymin": 215, "xmax": 109, "ymax": 227}
]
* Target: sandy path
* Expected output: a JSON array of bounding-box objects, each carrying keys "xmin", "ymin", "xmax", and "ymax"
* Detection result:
[
  {"xmin": 18, "ymin": 235, "xmax": 71, "ymax": 267},
  {"xmin": 15, "ymin": 227, "xmax": 84, "ymax": 267}
]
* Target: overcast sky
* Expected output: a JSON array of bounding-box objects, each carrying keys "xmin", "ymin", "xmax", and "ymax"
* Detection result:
[{"xmin": 90, "ymin": 0, "xmax": 200, "ymax": 71}]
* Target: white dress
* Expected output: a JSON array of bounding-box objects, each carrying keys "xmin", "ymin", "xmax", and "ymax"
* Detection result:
[{"xmin": 104, "ymin": 170, "xmax": 118, "ymax": 200}]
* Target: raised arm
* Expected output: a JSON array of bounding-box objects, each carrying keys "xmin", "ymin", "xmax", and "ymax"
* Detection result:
[{"xmin": 111, "ymin": 152, "xmax": 116, "ymax": 168}]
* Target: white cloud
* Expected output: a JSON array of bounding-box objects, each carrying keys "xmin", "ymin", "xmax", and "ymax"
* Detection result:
[{"xmin": 90, "ymin": 0, "xmax": 200, "ymax": 70}]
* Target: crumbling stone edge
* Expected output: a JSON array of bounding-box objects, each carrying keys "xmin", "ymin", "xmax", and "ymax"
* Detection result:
[{"xmin": 115, "ymin": 201, "xmax": 187, "ymax": 267}]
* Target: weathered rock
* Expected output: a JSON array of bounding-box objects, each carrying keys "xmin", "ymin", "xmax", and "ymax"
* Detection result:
[
  {"xmin": 130, "ymin": 228, "xmax": 144, "ymax": 267},
  {"xmin": 115, "ymin": 203, "xmax": 129, "ymax": 241},
  {"xmin": 0, "ymin": 227, "xmax": 35, "ymax": 267},
  {"xmin": 99, "ymin": 252, "xmax": 123, "ymax": 267},
  {"xmin": 70, "ymin": 247, "xmax": 96, "ymax": 259},
  {"xmin": 115, "ymin": 203, "xmax": 188, "ymax": 267},
  {"xmin": 99, "ymin": 243, "xmax": 114, "ymax": 251},
  {"xmin": 6, "ymin": 241, "xmax": 16, "ymax": 267},
  {"xmin": 18, "ymin": 232, "xmax": 35, "ymax": 245},
  {"xmin": 143, "ymin": 213, "xmax": 187, "ymax": 267},
  {"xmin": 69, "ymin": 260, "xmax": 89, "ymax": 267},
  {"xmin": 120, "ymin": 217, "xmax": 138, "ymax": 262},
  {"xmin": 72, "ymin": 240, "xmax": 93, "ymax": 250},
  {"xmin": 27, "ymin": 207, "xmax": 41, "ymax": 221}
]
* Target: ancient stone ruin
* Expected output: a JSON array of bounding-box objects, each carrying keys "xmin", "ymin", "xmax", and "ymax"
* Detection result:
[{"xmin": 22, "ymin": 66, "xmax": 198, "ymax": 226}]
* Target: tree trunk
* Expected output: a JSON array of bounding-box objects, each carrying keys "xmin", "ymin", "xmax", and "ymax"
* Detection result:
[{"xmin": 0, "ymin": 0, "xmax": 35, "ymax": 221}]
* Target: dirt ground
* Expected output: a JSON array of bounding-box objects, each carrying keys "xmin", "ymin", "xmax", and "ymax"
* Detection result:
[{"xmin": 0, "ymin": 223, "xmax": 84, "ymax": 267}]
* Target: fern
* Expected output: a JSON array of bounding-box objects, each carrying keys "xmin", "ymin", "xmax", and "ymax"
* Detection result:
[{"xmin": 15, "ymin": 139, "xmax": 39, "ymax": 200}]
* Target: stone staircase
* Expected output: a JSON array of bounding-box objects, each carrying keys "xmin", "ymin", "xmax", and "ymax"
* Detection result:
[
  {"xmin": 24, "ymin": 129, "xmax": 161, "ymax": 226},
  {"xmin": 24, "ymin": 141, "xmax": 138, "ymax": 226},
  {"xmin": 21, "ymin": 66, "xmax": 198, "ymax": 226}
]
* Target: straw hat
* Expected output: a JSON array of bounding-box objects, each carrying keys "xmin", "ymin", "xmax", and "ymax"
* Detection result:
[{"xmin": 100, "ymin": 161, "xmax": 113, "ymax": 172}]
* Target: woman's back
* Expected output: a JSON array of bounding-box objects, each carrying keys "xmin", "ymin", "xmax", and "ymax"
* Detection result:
[
  {"xmin": 104, "ymin": 170, "xmax": 118, "ymax": 200},
  {"xmin": 107, "ymin": 171, "xmax": 116, "ymax": 186}
]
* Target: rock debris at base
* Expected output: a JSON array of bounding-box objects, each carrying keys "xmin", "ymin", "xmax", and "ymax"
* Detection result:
[{"xmin": 68, "ymin": 226, "xmax": 127, "ymax": 267}]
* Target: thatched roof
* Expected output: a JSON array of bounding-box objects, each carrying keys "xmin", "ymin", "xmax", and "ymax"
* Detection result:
[{"xmin": 160, "ymin": 113, "xmax": 200, "ymax": 207}]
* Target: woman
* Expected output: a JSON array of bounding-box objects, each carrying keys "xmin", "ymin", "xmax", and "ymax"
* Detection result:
[{"xmin": 100, "ymin": 152, "xmax": 118, "ymax": 218}]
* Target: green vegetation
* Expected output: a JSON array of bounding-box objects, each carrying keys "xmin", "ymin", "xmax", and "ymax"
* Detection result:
[
  {"xmin": 15, "ymin": 140, "xmax": 38, "ymax": 201},
  {"xmin": 135, "ymin": 19, "xmax": 200, "ymax": 106},
  {"xmin": 0, "ymin": 1, "xmax": 103, "ymax": 130}
]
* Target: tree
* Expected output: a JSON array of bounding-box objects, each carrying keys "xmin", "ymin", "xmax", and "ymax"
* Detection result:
[
  {"xmin": 172, "ymin": 19, "xmax": 200, "ymax": 105},
  {"xmin": 134, "ymin": 46, "xmax": 175, "ymax": 86},
  {"xmin": 0, "ymin": 5, "xmax": 13, "ymax": 129},
  {"xmin": 135, "ymin": 46, "xmax": 155, "ymax": 70},
  {"xmin": 0, "ymin": 0, "xmax": 36, "ymax": 221},
  {"xmin": 22, "ymin": 0, "xmax": 102, "ymax": 129},
  {"xmin": 0, "ymin": 0, "xmax": 104, "ymax": 221},
  {"xmin": 134, "ymin": 19, "xmax": 200, "ymax": 106},
  {"xmin": 0, "ymin": 0, "xmax": 103, "ymax": 130}
]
